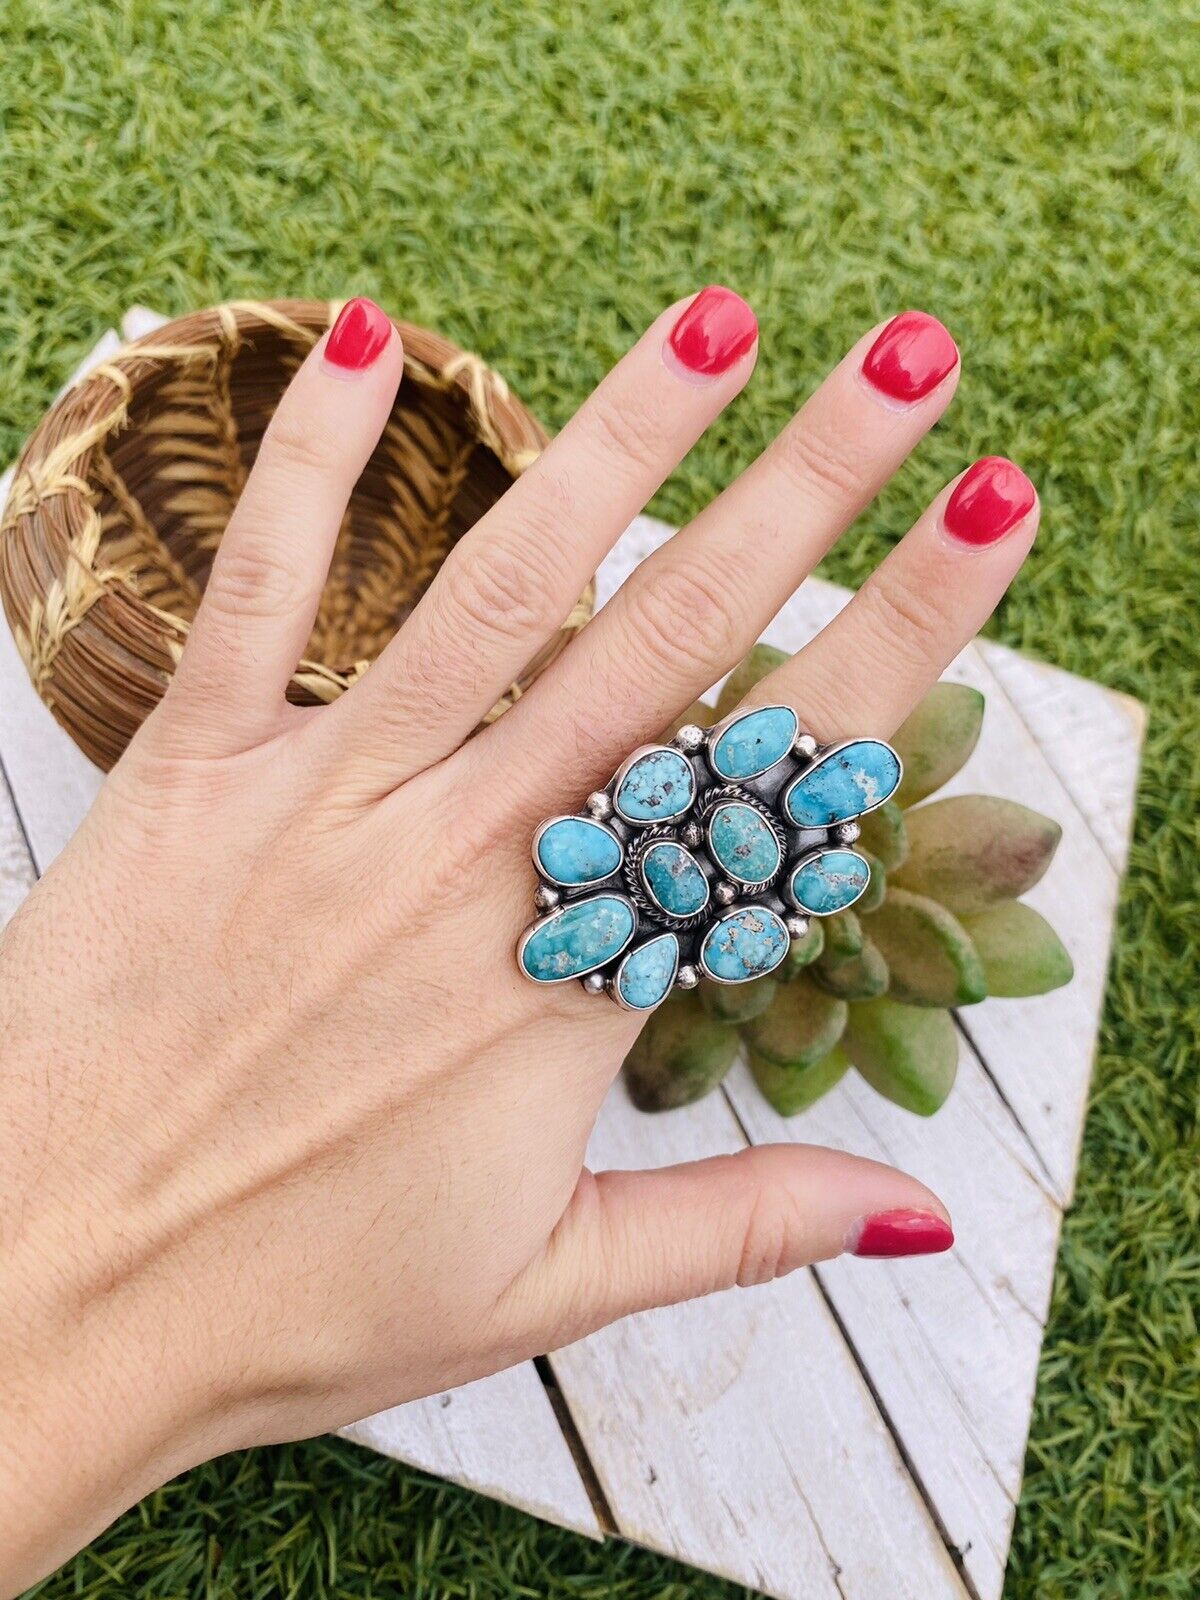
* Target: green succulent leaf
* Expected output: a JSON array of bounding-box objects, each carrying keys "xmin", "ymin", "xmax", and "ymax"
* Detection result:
[
  {"xmin": 700, "ymin": 975, "xmax": 777, "ymax": 1023},
  {"xmin": 857, "ymin": 852, "xmax": 887, "ymax": 914},
  {"xmin": 857, "ymin": 800, "xmax": 908, "ymax": 871},
  {"xmin": 743, "ymin": 976, "xmax": 848, "ymax": 1069},
  {"xmin": 844, "ymin": 998, "xmax": 959, "ymax": 1116},
  {"xmin": 812, "ymin": 937, "xmax": 890, "ymax": 1001},
  {"xmin": 866, "ymin": 887, "xmax": 987, "ymax": 1007},
  {"xmin": 777, "ymin": 918, "xmax": 824, "ymax": 979},
  {"xmin": 715, "ymin": 643, "xmax": 790, "ymax": 718},
  {"xmin": 624, "ymin": 991, "xmax": 739, "ymax": 1111},
  {"xmin": 892, "ymin": 795, "xmax": 1063, "ymax": 915},
  {"xmin": 960, "ymin": 902, "xmax": 1074, "ymax": 997},
  {"xmin": 892, "ymin": 682, "xmax": 985, "ymax": 807},
  {"xmin": 821, "ymin": 910, "xmax": 863, "ymax": 966},
  {"xmin": 749, "ymin": 1043, "xmax": 850, "ymax": 1116}
]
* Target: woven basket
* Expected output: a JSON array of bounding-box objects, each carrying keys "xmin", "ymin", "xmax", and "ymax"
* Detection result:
[{"xmin": 0, "ymin": 299, "xmax": 593, "ymax": 770}]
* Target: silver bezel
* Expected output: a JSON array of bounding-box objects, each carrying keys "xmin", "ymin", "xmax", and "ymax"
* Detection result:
[
  {"xmin": 610, "ymin": 931, "xmax": 681, "ymax": 1012},
  {"xmin": 784, "ymin": 846, "xmax": 872, "ymax": 917},
  {"xmin": 531, "ymin": 814, "xmax": 625, "ymax": 888},
  {"xmin": 781, "ymin": 738, "xmax": 903, "ymax": 828},
  {"xmin": 516, "ymin": 893, "xmax": 637, "ymax": 984},
  {"xmin": 697, "ymin": 903, "xmax": 790, "ymax": 985},
  {"xmin": 701, "ymin": 792, "xmax": 786, "ymax": 892},
  {"xmin": 622, "ymin": 828, "xmax": 712, "ymax": 931},
  {"xmin": 610, "ymin": 743, "xmax": 698, "ymax": 826},
  {"xmin": 705, "ymin": 703, "xmax": 800, "ymax": 782}
]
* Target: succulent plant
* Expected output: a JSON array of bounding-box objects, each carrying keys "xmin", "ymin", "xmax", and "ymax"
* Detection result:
[{"xmin": 625, "ymin": 645, "xmax": 1073, "ymax": 1119}]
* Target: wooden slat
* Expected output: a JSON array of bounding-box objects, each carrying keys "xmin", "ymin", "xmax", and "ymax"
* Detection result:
[
  {"xmin": 725, "ymin": 1048, "xmax": 1058, "ymax": 1600},
  {"xmin": 0, "ymin": 763, "xmax": 36, "ymax": 931},
  {"xmin": 0, "ymin": 329, "xmax": 602, "ymax": 1546},
  {"xmin": 341, "ymin": 1368, "xmax": 603, "ymax": 1539},
  {"xmin": 553, "ymin": 1082, "xmax": 968, "ymax": 1600}
]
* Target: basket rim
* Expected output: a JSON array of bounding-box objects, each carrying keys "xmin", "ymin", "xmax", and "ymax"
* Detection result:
[{"xmin": 0, "ymin": 297, "xmax": 595, "ymax": 770}]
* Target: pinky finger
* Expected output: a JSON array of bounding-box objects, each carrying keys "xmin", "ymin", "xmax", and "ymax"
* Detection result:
[{"xmin": 769, "ymin": 456, "xmax": 1038, "ymax": 742}]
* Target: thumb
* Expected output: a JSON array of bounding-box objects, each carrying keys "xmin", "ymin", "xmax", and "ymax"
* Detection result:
[{"xmin": 510, "ymin": 1144, "xmax": 952, "ymax": 1350}]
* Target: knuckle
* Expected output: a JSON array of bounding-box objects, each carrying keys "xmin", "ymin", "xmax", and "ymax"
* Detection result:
[
  {"xmin": 620, "ymin": 561, "xmax": 739, "ymax": 680},
  {"xmin": 442, "ymin": 538, "xmax": 564, "ymax": 643},
  {"xmin": 584, "ymin": 388, "xmax": 666, "ymax": 475},
  {"xmin": 859, "ymin": 567, "xmax": 951, "ymax": 668},
  {"xmin": 261, "ymin": 412, "xmax": 337, "ymax": 477},
  {"xmin": 775, "ymin": 419, "xmax": 869, "ymax": 504},
  {"xmin": 205, "ymin": 547, "xmax": 315, "ymax": 622}
]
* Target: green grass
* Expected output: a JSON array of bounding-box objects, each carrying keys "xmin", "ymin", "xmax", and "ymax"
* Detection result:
[{"xmin": 3, "ymin": 0, "xmax": 1197, "ymax": 1594}]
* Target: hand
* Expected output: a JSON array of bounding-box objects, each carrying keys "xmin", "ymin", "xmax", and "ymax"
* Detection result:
[{"xmin": 0, "ymin": 292, "xmax": 1037, "ymax": 1590}]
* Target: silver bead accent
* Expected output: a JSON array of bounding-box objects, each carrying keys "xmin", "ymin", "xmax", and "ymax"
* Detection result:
[
  {"xmin": 680, "ymin": 820, "xmax": 704, "ymax": 848},
  {"xmin": 586, "ymin": 790, "xmax": 613, "ymax": 820},
  {"xmin": 713, "ymin": 880, "xmax": 738, "ymax": 906},
  {"xmin": 533, "ymin": 885, "xmax": 560, "ymax": 913},
  {"xmin": 673, "ymin": 723, "xmax": 706, "ymax": 753},
  {"xmin": 676, "ymin": 964, "xmax": 700, "ymax": 990},
  {"xmin": 835, "ymin": 821, "xmax": 861, "ymax": 844},
  {"xmin": 785, "ymin": 913, "xmax": 811, "ymax": 940},
  {"xmin": 793, "ymin": 732, "xmax": 819, "ymax": 759},
  {"xmin": 581, "ymin": 971, "xmax": 607, "ymax": 994}
]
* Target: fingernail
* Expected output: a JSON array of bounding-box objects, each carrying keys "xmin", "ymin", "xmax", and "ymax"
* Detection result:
[
  {"xmin": 861, "ymin": 311, "xmax": 959, "ymax": 403},
  {"xmin": 850, "ymin": 1208, "xmax": 954, "ymax": 1258},
  {"xmin": 324, "ymin": 297, "xmax": 393, "ymax": 373},
  {"xmin": 666, "ymin": 286, "xmax": 758, "ymax": 378},
  {"xmin": 944, "ymin": 456, "xmax": 1037, "ymax": 547}
]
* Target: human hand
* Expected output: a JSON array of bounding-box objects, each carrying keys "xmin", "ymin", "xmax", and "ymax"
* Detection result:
[{"xmin": 0, "ymin": 293, "xmax": 1038, "ymax": 1590}]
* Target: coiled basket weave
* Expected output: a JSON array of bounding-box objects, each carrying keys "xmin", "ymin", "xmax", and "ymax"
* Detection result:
[{"xmin": 0, "ymin": 299, "xmax": 593, "ymax": 770}]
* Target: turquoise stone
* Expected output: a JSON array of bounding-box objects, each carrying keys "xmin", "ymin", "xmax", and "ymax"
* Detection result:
[
  {"xmin": 642, "ymin": 841, "xmax": 710, "ymax": 917},
  {"xmin": 616, "ymin": 933, "xmax": 680, "ymax": 1010},
  {"xmin": 706, "ymin": 801, "xmax": 781, "ymax": 886},
  {"xmin": 614, "ymin": 747, "xmax": 696, "ymax": 823},
  {"xmin": 520, "ymin": 894, "xmax": 635, "ymax": 983},
  {"xmin": 783, "ymin": 739, "xmax": 901, "ymax": 827},
  {"xmin": 789, "ymin": 849, "xmax": 871, "ymax": 915},
  {"xmin": 699, "ymin": 905, "xmax": 789, "ymax": 984},
  {"xmin": 535, "ymin": 816, "xmax": 623, "ymax": 886},
  {"xmin": 710, "ymin": 705, "xmax": 798, "ymax": 780}
]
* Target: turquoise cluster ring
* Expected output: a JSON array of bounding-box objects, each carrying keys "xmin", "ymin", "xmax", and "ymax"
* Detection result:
[{"xmin": 517, "ymin": 705, "xmax": 902, "ymax": 1012}]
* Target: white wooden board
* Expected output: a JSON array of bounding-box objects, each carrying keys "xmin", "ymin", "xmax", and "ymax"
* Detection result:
[{"xmin": 0, "ymin": 325, "xmax": 1142, "ymax": 1600}]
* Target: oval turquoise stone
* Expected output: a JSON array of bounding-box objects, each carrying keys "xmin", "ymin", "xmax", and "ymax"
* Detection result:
[
  {"xmin": 710, "ymin": 705, "xmax": 798, "ymax": 780},
  {"xmin": 614, "ymin": 747, "xmax": 696, "ymax": 823},
  {"xmin": 783, "ymin": 739, "xmax": 901, "ymax": 827},
  {"xmin": 535, "ymin": 816, "xmax": 623, "ymax": 886},
  {"xmin": 520, "ymin": 894, "xmax": 636, "ymax": 983},
  {"xmin": 616, "ymin": 933, "xmax": 679, "ymax": 1010},
  {"xmin": 699, "ymin": 905, "xmax": 789, "ymax": 984},
  {"xmin": 642, "ymin": 841, "xmax": 710, "ymax": 917},
  {"xmin": 706, "ymin": 801, "xmax": 782, "ymax": 886},
  {"xmin": 788, "ymin": 849, "xmax": 871, "ymax": 915}
]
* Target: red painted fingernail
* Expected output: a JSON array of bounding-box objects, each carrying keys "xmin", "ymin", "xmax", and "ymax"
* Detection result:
[
  {"xmin": 944, "ymin": 456, "xmax": 1037, "ymax": 547},
  {"xmin": 666, "ymin": 286, "xmax": 758, "ymax": 378},
  {"xmin": 325, "ymin": 297, "xmax": 393, "ymax": 372},
  {"xmin": 861, "ymin": 310, "xmax": 959, "ymax": 403},
  {"xmin": 851, "ymin": 1208, "xmax": 954, "ymax": 1258}
]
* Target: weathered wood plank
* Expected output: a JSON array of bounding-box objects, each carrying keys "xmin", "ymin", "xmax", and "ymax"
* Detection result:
[
  {"xmin": 725, "ymin": 1047, "xmax": 1059, "ymax": 1600},
  {"xmin": 0, "ymin": 762, "xmax": 36, "ymax": 932},
  {"xmin": 553, "ymin": 1081, "xmax": 968, "ymax": 1600},
  {"xmin": 341, "ymin": 1368, "xmax": 603, "ymax": 1539}
]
